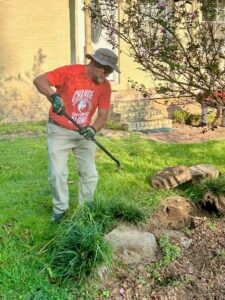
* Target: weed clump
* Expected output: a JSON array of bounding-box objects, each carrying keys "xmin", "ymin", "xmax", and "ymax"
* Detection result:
[
  {"xmin": 51, "ymin": 220, "xmax": 112, "ymax": 282},
  {"xmin": 200, "ymin": 175, "xmax": 225, "ymax": 196},
  {"xmin": 51, "ymin": 197, "xmax": 147, "ymax": 284}
]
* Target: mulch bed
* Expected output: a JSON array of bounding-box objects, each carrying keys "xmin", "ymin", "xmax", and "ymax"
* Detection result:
[{"xmin": 97, "ymin": 217, "xmax": 225, "ymax": 300}]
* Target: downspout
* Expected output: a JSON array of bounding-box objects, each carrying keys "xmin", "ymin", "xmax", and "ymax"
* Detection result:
[
  {"xmin": 69, "ymin": 0, "xmax": 76, "ymax": 64},
  {"xmin": 84, "ymin": 0, "xmax": 92, "ymax": 62}
]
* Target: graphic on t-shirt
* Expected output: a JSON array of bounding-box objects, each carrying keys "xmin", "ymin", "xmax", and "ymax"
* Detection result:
[{"xmin": 71, "ymin": 89, "xmax": 94, "ymax": 125}]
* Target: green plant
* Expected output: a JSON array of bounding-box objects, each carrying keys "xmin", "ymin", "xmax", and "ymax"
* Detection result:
[
  {"xmin": 158, "ymin": 235, "xmax": 181, "ymax": 266},
  {"xmin": 207, "ymin": 222, "xmax": 216, "ymax": 231},
  {"xmin": 149, "ymin": 235, "xmax": 181, "ymax": 286},
  {"xmin": 217, "ymin": 251, "xmax": 225, "ymax": 259},
  {"xmin": 72, "ymin": 200, "xmax": 114, "ymax": 234},
  {"xmin": 51, "ymin": 220, "xmax": 112, "ymax": 283},
  {"xmin": 172, "ymin": 110, "xmax": 189, "ymax": 124},
  {"xmin": 186, "ymin": 113, "xmax": 201, "ymax": 126},
  {"xmin": 200, "ymin": 175, "xmax": 225, "ymax": 196},
  {"xmin": 104, "ymin": 120, "xmax": 126, "ymax": 131},
  {"xmin": 101, "ymin": 290, "xmax": 110, "ymax": 298},
  {"xmin": 107, "ymin": 198, "xmax": 147, "ymax": 224},
  {"xmin": 75, "ymin": 197, "xmax": 147, "ymax": 232}
]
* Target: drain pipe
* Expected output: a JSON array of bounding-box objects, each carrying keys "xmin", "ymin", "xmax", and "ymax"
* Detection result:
[{"xmin": 69, "ymin": 0, "xmax": 76, "ymax": 64}]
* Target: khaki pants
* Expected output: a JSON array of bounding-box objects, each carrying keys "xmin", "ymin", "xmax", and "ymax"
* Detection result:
[{"xmin": 47, "ymin": 123, "xmax": 98, "ymax": 214}]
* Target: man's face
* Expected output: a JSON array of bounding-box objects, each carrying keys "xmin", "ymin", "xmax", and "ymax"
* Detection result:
[
  {"xmin": 92, "ymin": 68, "xmax": 106, "ymax": 84},
  {"xmin": 89, "ymin": 61, "xmax": 106, "ymax": 84}
]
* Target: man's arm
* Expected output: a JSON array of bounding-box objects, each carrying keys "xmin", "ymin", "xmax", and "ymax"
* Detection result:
[
  {"xmin": 33, "ymin": 74, "xmax": 65, "ymax": 115},
  {"xmin": 33, "ymin": 74, "xmax": 55, "ymax": 97},
  {"xmin": 91, "ymin": 108, "xmax": 109, "ymax": 132}
]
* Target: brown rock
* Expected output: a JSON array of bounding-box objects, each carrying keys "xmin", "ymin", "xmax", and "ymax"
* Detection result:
[
  {"xmin": 151, "ymin": 166, "xmax": 192, "ymax": 190},
  {"xmin": 189, "ymin": 164, "xmax": 220, "ymax": 184},
  {"xmin": 155, "ymin": 196, "xmax": 194, "ymax": 230}
]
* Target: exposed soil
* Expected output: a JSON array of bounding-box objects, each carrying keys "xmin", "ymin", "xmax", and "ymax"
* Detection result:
[
  {"xmin": 97, "ymin": 214, "xmax": 225, "ymax": 300},
  {"xmin": 172, "ymin": 123, "xmax": 225, "ymax": 142}
]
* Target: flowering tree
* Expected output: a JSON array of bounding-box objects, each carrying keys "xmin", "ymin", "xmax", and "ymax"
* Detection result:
[{"xmin": 87, "ymin": 0, "xmax": 225, "ymax": 107}]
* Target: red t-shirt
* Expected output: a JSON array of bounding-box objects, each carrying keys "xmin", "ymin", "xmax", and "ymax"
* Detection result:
[{"xmin": 45, "ymin": 65, "xmax": 111, "ymax": 130}]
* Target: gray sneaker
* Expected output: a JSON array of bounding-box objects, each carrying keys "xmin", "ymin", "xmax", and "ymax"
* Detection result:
[{"xmin": 51, "ymin": 212, "xmax": 65, "ymax": 223}]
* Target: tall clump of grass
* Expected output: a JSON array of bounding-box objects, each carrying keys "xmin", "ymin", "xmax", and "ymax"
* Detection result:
[
  {"xmin": 200, "ymin": 175, "xmax": 225, "ymax": 196},
  {"xmin": 77, "ymin": 198, "xmax": 115, "ymax": 234},
  {"xmin": 51, "ymin": 197, "xmax": 147, "ymax": 284},
  {"xmin": 107, "ymin": 198, "xmax": 147, "ymax": 224},
  {"xmin": 74, "ymin": 197, "xmax": 147, "ymax": 233},
  {"xmin": 51, "ymin": 217, "xmax": 112, "ymax": 283}
]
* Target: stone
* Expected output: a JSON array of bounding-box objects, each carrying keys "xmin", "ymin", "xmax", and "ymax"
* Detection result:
[
  {"xmin": 151, "ymin": 166, "xmax": 192, "ymax": 190},
  {"xmin": 189, "ymin": 164, "xmax": 220, "ymax": 183},
  {"xmin": 105, "ymin": 225, "xmax": 158, "ymax": 264},
  {"xmin": 153, "ymin": 196, "xmax": 194, "ymax": 230}
]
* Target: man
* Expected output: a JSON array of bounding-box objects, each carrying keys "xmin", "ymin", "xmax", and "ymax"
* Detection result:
[
  {"xmin": 33, "ymin": 48, "xmax": 120, "ymax": 222},
  {"xmin": 198, "ymin": 90, "xmax": 225, "ymax": 127}
]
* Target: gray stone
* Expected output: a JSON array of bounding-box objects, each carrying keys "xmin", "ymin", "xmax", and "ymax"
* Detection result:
[
  {"xmin": 189, "ymin": 164, "xmax": 220, "ymax": 183},
  {"xmin": 105, "ymin": 225, "xmax": 158, "ymax": 264}
]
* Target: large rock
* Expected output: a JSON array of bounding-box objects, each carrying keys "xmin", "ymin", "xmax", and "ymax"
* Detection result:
[
  {"xmin": 105, "ymin": 225, "xmax": 158, "ymax": 264},
  {"xmin": 152, "ymin": 196, "xmax": 194, "ymax": 230},
  {"xmin": 151, "ymin": 166, "xmax": 192, "ymax": 190},
  {"xmin": 189, "ymin": 164, "xmax": 220, "ymax": 183}
]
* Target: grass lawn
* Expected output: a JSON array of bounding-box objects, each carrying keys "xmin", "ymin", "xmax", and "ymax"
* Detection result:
[{"xmin": 0, "ymin": 122, "xmax": 225, "ymax": 299}]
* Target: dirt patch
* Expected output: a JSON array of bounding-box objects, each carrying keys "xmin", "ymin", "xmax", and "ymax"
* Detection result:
[
  {"xmin": 97, "ymin": 215, "xmax": 225, "ymax": 300},
  {"xmin": 174, "ymin": 123, "xmax": 225, "ymax": 141}
]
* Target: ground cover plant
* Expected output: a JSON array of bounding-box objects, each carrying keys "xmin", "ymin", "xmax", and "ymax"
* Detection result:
[{"xmin": 0, "ymin": 123, "xmax": 225, "ymax": 299}]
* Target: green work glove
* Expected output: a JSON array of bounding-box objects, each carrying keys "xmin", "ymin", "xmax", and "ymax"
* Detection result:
[
  {"xmin": 50, "ymin": 93, "xmax": 65, "ymax": 115},
  {"xmin": 79, "ymin": 126, "xmax": 96, "ymax": 140}
]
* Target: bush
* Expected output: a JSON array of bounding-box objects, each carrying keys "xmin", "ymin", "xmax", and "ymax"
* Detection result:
[
  {"xmin": 172, "ymin": 110, "xmax": 189, "ymax": 124},
  {"xmin": 186, "ymin": 113, "xmax": 201, "ymax": 126},
  {"xmin": 172, "ymin": 110, "xmax": 201, "ymax": 126},
  {"xmin": 104, "ymin": 120, "xmax": 126, "ymax": 131}
]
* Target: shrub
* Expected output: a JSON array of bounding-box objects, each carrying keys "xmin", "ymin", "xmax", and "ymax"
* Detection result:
[
  {"xmin": 186, "ymin": 113, "xmax": 201, "ymax": 126},
  {"xmin": 104, "ymin": 120, "xmax": 126, "ymax": 131},
  {"xmin": 172, "ymin": 110, "xmax": 189, "ymax": 124}
]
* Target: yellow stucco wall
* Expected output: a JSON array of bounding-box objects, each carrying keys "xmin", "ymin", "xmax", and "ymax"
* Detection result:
[
  {"xmin": 0, "ymin": 0, "xmax": 159, "ymax": 123},
  {"xmin": 0, "ymin": 0, "xmax": 72, "ymax": 123},
  {"xmin": 0, "ymin": 0, "xmax": 71, "ymax": 73}
]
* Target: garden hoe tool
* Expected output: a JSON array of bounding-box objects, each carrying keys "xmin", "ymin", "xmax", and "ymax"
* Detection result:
[
  {"xmin": 63, "ymin": 111, "xmax": 121, "ymax": 171},
  {"xmin": 48, "ymin": 97, "xmax": 121, "ymax": 171}
]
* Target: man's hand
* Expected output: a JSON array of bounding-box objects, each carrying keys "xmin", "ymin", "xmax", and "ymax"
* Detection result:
[
  {"xmin": 49, "ymin": 93, "xmax": 65, "ymax": 115},
  {"xmin": 79, "ymin": 126, "xmax": 96, "ymax": 140}
]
